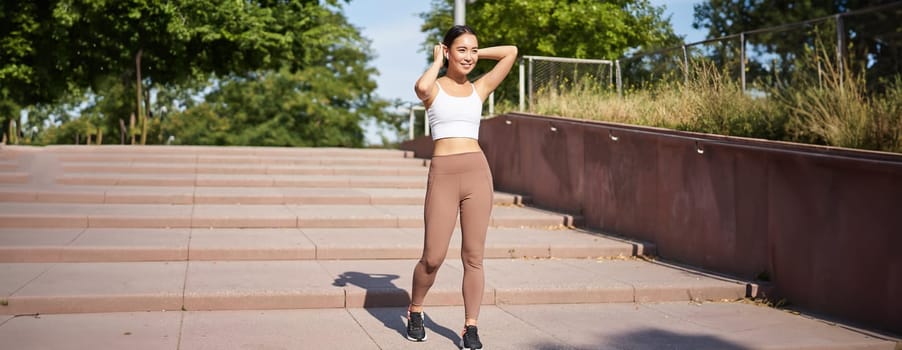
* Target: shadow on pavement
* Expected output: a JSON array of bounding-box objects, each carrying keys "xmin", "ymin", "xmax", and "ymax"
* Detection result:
[
  {"xmin": 333, "ymin": 271, "xmax": 459, "ymax": 346},
  {"xmin": 530, "ymin": 327, "xmax": 752, "ymax": 350}
]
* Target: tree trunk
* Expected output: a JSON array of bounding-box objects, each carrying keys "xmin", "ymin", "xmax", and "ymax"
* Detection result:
[
  {"xmin": 136, "ymin": 49, "xmax": 146, "ymax": 145},
  {"xmin": 119, "ymin": 118, "xmax": 127, "ymax": 145}
]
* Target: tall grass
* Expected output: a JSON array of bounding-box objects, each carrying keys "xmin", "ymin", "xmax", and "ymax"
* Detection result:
[
  {"xmin": 530, "ymin": 80, "xmax": 689, "ymax": 129},
  {"xmin": 528, "ymin": 52, "xmax": 902, "ymax": 153},
  {"xmin": 780, "ymin": 51, "xmax": 902, "ymax": 153}
]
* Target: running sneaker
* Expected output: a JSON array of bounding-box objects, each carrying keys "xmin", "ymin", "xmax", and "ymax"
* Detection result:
[
  {"xmin": 406, "ymin": 311, "xmax": 427, "ymax": 342},
  {"xmin": 459, "ymin": 325, "xmax": 483, "ymax": 349}
]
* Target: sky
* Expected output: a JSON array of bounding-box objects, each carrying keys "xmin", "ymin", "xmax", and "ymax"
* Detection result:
[{"xmin": 342, "ymin": 0, "xmax": 706, "ymax": 144}]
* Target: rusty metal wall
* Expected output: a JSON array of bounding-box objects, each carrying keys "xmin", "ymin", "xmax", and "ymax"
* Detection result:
[{"xmin": 475, "ymin": 112, "xmax": 902, "ymax": 334}]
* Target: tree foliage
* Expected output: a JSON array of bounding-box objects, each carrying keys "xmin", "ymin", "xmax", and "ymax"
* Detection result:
[
  {"xmin": 3, "ymin": 0, "xmax": 390, "ymax": 146},
  {"xmin": 418, "ymin": 0, "xmax": 680, "ymax": 103},
  {"xmin": 159, "ymin": 3, "xmax": 386, "ymax": 147},
  {"xmin": 3, "ymin": 0, "xmax": 323, "ymax": 104},
  {"xmin": 692, "ymin": 0, "xmax": 902, "ymax": 91},
  {"xmin": 164, "ymin": 67, "xmax": 384, "ymax": 147}
]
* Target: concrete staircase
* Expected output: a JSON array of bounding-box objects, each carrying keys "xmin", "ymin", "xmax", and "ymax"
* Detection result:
[{"xmin": 0, "ymin": 145, "xmax": 895, "ymax": 349}]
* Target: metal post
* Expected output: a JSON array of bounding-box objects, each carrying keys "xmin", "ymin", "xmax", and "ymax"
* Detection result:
[
  {"xmin": 682, "ymin": 45, "xmax": 689, "ymax": 85},
  {"xmin": 573, "ymin": 63, "xmax": 578, "ymax": 85},
  {"xmin": 518, "ymin": 58, "xmax": 525, "ymax": 112},
  {"xmin": 836, "ymin": 14, "xmax": 845, "ymax": 89},
  {"xmin": 615, "ymin": 60, "xmax": 622, "ymax": 97},
  {"xmin": 135, "ymin": 49, "xmax": 143, "ymax": 145},
  {"xmin": 408, "ymin": 107, "xmax": 415, "ymax": 140},
  {"xmin": 454, "ymin": 0, "xmax": 465, "ymax": 25},
  {"xmin": 424, "ymin": 110, "xmax": 430, "ymax": 137},
  {"xmin": 740, "ymin": 32, "xmax": 746, "ymax": 92},
  {"xmin": 527, "ymin": 57, "xmax": 534, "ymax": 111},
  {"xmin": 608, "ymin": 62, "xmax": 613, "ymax": 88}
]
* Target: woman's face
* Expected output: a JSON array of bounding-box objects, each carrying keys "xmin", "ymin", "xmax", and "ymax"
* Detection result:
[{"xmin": 446, "ymin": 34, "xmax": 478, "ymax": 75}]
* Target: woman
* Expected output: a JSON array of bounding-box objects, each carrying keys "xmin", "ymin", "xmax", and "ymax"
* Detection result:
[{"xmin": 407, "ymin": 24, "xmax": 517, "ymax": 350}]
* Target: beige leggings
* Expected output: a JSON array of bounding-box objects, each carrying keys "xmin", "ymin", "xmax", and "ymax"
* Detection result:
[{"xmin": 410, "ymin": 151, "xmax": 494, "ymax": 321}]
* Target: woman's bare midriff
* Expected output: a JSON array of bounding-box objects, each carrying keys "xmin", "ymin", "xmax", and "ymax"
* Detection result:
[{"xmin": 433, "ymin": 137, "xmax": 482, "ymax": 156}]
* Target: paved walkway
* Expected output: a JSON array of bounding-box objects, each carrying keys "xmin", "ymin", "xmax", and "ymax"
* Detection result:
[
  {"xmin": 0, "ymin": 145, "xmax": 897, "ymax": 349},
  {"xmin": 1, "ymin": 303, "xmax": 893, "ymax": 350}
]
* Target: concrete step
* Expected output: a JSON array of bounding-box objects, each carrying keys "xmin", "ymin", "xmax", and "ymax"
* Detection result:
[
  {"xmin": 55, "ymin": 154, "xmax": 426, "ymax": 166},
  {"xmin": 0, "ymin": 186, "xmax": 528, "ymax": 205},
  {"xmin": 0, "ymin": 258, "xmax": 747, "ymax": 315},
  {"xmin": 0, "ymin": 203, "xmax": 575, "ymax": 229},
  {"xmin": 41, "ymin": 145, "xmax": 414, "ymax": 158},
  {"xmin": 7, "ymin": 146, "xmax": 425, "ymax": 173},
  {"xmin": 0, "ymin": 160, "xmax": 17, "ymax": 171},
  {"xmin": 0, "ymin": 227, "xmax": 650, "ymax": 262},
  {"xmin": 0, "ymin": 172, "xmax": 27, "ymax": 184},
  {"xmin": 60, "ymin": 162, "xmax": 428, "ymax": 176},
  {"xmin": 0, "ymin": 304, "xmax": 895, "ymax": 350},
  {"xmin": 56, "ymin": 173, "xmax": 429, "ymax": 188},
  {"xmin": 2, "ymin": 145, "xmax": 896, "ymax": 347}
]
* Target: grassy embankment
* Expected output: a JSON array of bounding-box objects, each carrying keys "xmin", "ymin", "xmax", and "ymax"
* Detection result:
[{"xmin": 505, "ymin": 52, "xmax": 901, "ymax": 154}]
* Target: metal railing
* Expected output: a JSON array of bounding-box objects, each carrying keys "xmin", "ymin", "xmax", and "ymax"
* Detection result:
[
  {"xmin": 620, "ymin": 2, "xmax": 901, "ymax": 92},
  {"xmin": 516, "ymin": 2, "xmax": 901, "ymax": 114},
  {"xmin": 409, "ymin": 2, "xmax": 901, "ymax": 138}
]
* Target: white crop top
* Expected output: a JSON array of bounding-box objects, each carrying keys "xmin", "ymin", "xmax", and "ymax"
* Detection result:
[{"xmin": 427, "ymin": 82, "xmax": 483, "ymax": 140}]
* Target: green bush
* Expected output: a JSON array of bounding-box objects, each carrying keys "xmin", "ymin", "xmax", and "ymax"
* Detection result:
[{"xmin": 36, "ymin": 113, "xmax": 105, "ymax": 145}]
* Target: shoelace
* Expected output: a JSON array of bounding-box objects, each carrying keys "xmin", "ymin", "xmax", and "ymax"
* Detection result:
[
  {"xmin": 463, "ymin": 326, "xmax": 481, "ymax": 346},
  {"xmin": 409, "ymin": 312, "xmax": 424, "ymax": 328}
]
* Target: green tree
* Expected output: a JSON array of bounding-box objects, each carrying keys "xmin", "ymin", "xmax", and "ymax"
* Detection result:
[
  {"xmin": 3, "ymin": 0, "xmax": 392, "ymax": 146},
  {"xmin": 166, "ymin": 67, "xmax": 384, "ymax": 147},
  {"xmin": 2, "ymin": 0, "xmax": 325, "ymax": 100},
  {"xmin": 419, "ymin": 0, "xmax": 680, "ymax": 103},
  {"xmin": 162, "ymin": 3, "xmax": 387, "ymax": 147}
]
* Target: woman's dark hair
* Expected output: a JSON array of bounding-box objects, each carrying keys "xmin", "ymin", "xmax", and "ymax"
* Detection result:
[{"xmin": 442, "ymin": 25, "xmax": 477, "ymax": 48}]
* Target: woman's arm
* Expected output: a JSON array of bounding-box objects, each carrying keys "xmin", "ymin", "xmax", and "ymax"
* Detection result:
[
  {"xmin": 414, "ymin": 44, "xmax": 445, "ymax": 105},
  {"xmin": 474, "ymin": 45, "xmax": 518, "ymax": 100}
]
